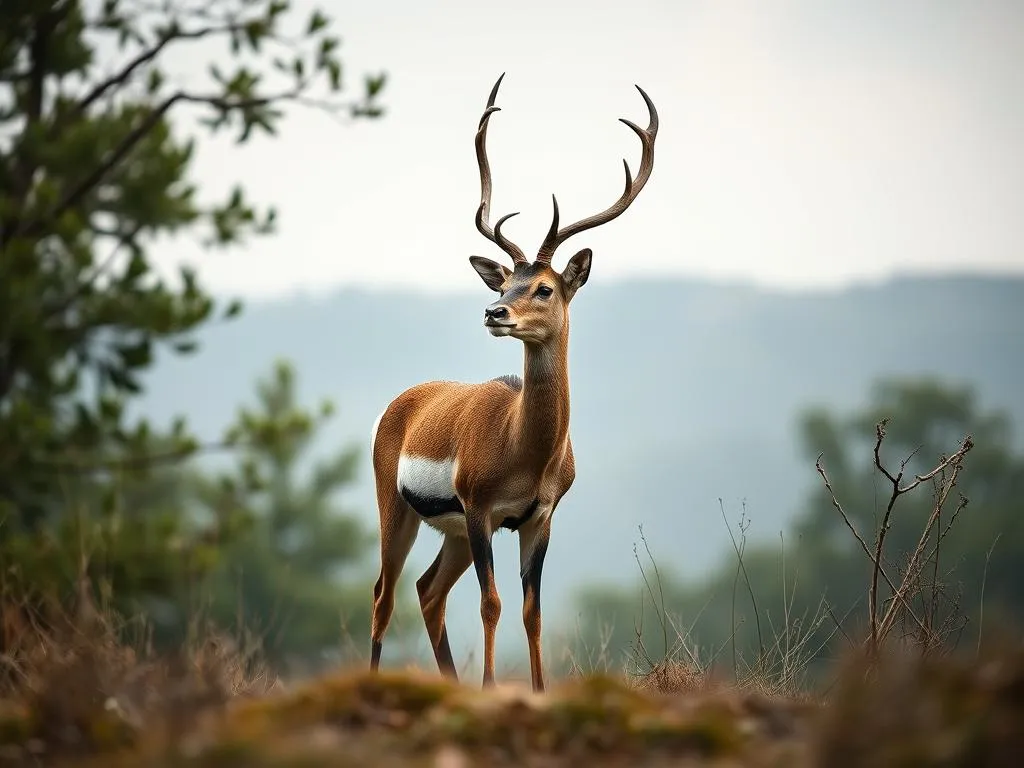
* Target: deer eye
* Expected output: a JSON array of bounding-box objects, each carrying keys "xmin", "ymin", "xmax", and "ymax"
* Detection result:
[{"xmin": 535, "ymin": 285, "xmax": 553, "ymax": 299}]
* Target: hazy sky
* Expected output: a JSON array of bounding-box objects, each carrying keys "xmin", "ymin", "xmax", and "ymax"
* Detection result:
[{"xmin": 147, "ymin": 0, "xmax": 1024, "ymax": 300}]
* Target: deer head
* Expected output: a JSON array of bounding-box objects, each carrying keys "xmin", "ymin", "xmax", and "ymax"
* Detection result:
[{"xmin": 468, "ymin": 74, "xmax": 659, "ymax": 345}]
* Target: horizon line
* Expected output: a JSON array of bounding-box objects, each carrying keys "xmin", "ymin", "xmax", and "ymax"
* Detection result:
[{"xmin": 207, "ymin": 265, "xmax": 1024, "ymax": 307}]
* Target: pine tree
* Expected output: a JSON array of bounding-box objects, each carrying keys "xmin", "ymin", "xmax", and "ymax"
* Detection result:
[
  {"xmin": 0, "ymin": 0, "xmax": 385, "ymax": 615},
  {"xmin": 192, "ymin": 360, "xmax": 393, "ymax": 670}
]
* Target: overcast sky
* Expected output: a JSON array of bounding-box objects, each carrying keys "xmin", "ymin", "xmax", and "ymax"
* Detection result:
[{"xmin": 147, "ymin": 0, "xmax": 1024, "ymax": 300}]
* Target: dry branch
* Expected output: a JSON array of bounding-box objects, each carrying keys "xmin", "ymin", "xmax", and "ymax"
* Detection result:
[{"xmin": 817, "ymin": 419, "xmax": 974, "ymax": 658}]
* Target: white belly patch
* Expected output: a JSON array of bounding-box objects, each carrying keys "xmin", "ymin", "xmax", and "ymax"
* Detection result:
[
  {"xmin": 396, "ymin": 454, "xmax": 543, "ymax": 538},
  {"xmin": 396, "ymin": 455, "xmax": 456, "ymax": 499},
  {"xmin": 396, "ymin": 454, "xmax": 465, "ymax": 535}
]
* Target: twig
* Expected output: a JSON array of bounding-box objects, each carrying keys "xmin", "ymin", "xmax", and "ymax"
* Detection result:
[
  {"xmin": 65, "ymin": 25, "xmax": 236, "ymax": 126},
  {"xmin": 816, "ymin": 423, "xmax": 974, "ymax": 655},
  {"xmin": 780, "ymin": 531, "xmax": 793, "ymax": 670},
  {"xmin": 824, "ymin": 599, "xmax": 860, "ymax": 648},
  {"xmin": 873, "ymin": 433, "xmax": 973, "ymax": 646},
  {"xmin": 721, "ymin": 499, "xmax": 764, "ymax": 667},
  {"xmin": 635, "ymin": 525, "xmax": 670, "ymax": 661},
  {"xmin": 815, "ymin": 452, "xmax": 922, "ymax": 633},
  {"xmin": 40, "ymin": 224, "xmax": 143, "ymax": 327},
  {"xmin": 815, "ymin": 453, "xmax": 874, "ymax": 563},
  {"xmin": 976, "ymin": 533, "xmax": 1001, "ymax": 657}
]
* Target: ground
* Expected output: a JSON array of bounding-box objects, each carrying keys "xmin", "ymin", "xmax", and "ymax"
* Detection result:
[{"xmin": 2, "ymin": 642, "xmax": 1023, "ymax": 767}]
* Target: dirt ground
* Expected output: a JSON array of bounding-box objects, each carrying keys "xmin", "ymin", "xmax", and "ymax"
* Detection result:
[{"xmin": 2, "ymin": 644, "xmax": 1023, "ymax": 768}]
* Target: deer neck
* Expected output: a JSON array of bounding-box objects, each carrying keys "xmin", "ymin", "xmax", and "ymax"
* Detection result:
[{"xmin": 514, "ymin": 324, "xmax": 571, "ymax": 470}]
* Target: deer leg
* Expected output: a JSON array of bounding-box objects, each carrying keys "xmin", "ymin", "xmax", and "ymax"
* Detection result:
[
  {"xmin": 416, "ymin": 534, "xmax": 473, "ymax": 680},
  {"xmin": 519, "ymin": 514, "xmax": 552, "ymax": 692},
  {"xmin": 466, "ymin": 514, "xmax": 501, "ymax": 688},
  {"xmin": 370, "ymin": 489, "xmax": 419, "ymax": 671}
]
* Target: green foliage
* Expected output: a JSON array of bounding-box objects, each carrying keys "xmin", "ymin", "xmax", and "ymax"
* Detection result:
[
  {"xmin": 0, "ymin": 0, "xmax": 387, "ymax": 653},
  {"xmin": 0, "ymin": 0, "xmax": 386, "ymax": 521},
  {"xmin": 570, "ymin": 378, "xmax": 1024, "ymax": 683},
  {"xmin": 189, "ymin": 360, "xmax": 398, "ymax": 670}
]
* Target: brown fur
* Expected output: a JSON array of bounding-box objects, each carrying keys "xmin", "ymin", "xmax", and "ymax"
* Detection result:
[
  {"xmin": 370, "ymin": 259, "xmax": 584, "ymax": 693},
  {"xmin": 368, "ymin": 74, "xmax": 658, "ymax": 693}
]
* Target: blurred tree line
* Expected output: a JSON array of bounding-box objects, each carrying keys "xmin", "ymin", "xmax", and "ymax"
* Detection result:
[
  {"xmin": 571, "ymin": 379, "xmax": 1024, "ymax": 681},
  {"xmin": 0, "ymin": 0, "xmax": 403, "ymax": 671}
]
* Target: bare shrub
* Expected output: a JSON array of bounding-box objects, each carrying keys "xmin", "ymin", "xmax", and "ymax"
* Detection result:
[{"xmin": 816, "ymin": 418, "xmax": 974, "ymax": 658}]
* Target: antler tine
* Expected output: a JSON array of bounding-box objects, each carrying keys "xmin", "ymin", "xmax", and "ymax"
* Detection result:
[
  {"xmin": 474, "ymin": 73, "xmax": 529, "ymax": 265},
  {"xmin": 536, "ymin": 85, "xmax": 659, "ymax": 264}
]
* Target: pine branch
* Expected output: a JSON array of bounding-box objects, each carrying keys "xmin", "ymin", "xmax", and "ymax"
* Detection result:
[
  {"xmin": 13, "ymin": 85, "xmax": 303, "ymax": 243},
  {"xmin": 63, "ymin": 24, "xmax": 235, "ymax": 127}
]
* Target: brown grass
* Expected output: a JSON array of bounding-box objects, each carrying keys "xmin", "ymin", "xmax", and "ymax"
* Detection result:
[
  {"xmin": 0, "ymin": 582, "xmax": 1020, "ymax": 767},
  {"xmin": 0, "ymin": 419, "xmax": 1018, "ymax": 765},
  {"xmin": 0, "ymin": 577, "xmax": 277, "ymax": 764},
  {"xmin": 812, "ymin": 640, "xmax": 1024, "ymax": 767}
]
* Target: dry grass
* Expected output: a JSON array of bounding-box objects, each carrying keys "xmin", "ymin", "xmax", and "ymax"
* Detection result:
[
  {"xmin": 0, "ymin": 577, "xmax": 277, "ymax": 764},
  {"xmin": 0, "ymin": 575, "xmax": 1021, "ymax": 767},
  {"xmin": 0, "ymin": 594, "xmax": 1020, "ymax": 768},
  {"xmin": 812, "ymin": 640, "xmax": 1024, "ymax": 767},
  {"xmin": 0, "ymin": 418, "xmax": 1018, "ymax": 765},
  {"xmin": 602, "ymin": 418, "xmax": 983, "ymax": 703}
]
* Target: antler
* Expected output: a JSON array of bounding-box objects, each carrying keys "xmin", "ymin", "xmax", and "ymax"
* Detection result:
[
  {"xmin": 474, "ymin": 73, "xmax": 529, "ymax": 266},
  {"xmin": 536, "ymin": 85, "xmax": 659, "ymax": 265}
]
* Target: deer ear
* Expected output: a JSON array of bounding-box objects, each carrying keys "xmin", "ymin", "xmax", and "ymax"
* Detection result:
[
  {"xmin": 561, "ymin": 248, "xmax": 592, "ymax": 298},
  {"xmin": 469, "ymin": 256, "xmax": 511, "ymax": 292}
]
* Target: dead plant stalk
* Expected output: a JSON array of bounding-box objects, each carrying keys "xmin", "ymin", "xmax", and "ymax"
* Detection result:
[{"xmin": 816, "ymin": 418, "xmax": 973, "ymax": 657}]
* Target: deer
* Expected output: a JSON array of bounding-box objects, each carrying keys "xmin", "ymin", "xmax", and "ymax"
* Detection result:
[{"xmin": 368, "ymin": 73, "xmax": 659, "ymax": 692}]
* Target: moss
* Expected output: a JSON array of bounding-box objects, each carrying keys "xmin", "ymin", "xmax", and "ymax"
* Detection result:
[
  {"xmin": 224, "ymin": 669, "xmax": 456, "ymax": 740},
  {"xmin": 0, "ymin": 701, "xmax": 32, "ymax": 745},
  {"xmin": 84, "ymin": 707, "xmax": 137, "ymax": 751},
  {"xmin": 634, "ymin": 705, "xmax": 740, "ymax": 755},
  {"xmin": 187, "ymin": 739, "xmax": 265, "ymax": 766},
  {"xmin": 157, "ymin": 669, "xmax": 758, "ymax": 765},
  {"xmin": 34, "ymin": 648, "xmax": 1024, "ymax": 768}
]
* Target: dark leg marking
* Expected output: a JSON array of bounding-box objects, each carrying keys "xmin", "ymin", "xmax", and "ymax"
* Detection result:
[
  {"xmin": 501, "ymin": 497, "xmax": 539, "ymax": 531},
  {"xmin": 524, "ymin": 514, "xmax": 557, "ymax": 696},
  {"xmin": 370, "ymin": 577, "xmax": 385, "ymax": 670},
  {"xmin": 522, "ymin": 536, "xmax": 549, "ymax": 603},
  {"xmin": 400, "ymin": 486, "xmax": 465, "ymax": 518},
  {"xmin": 467, "ymin": 520, "xmax": 500, "ymax": 688},
  {"xmin": 370, "ymin": 640, "xmax": 383, "ymax": 669}
]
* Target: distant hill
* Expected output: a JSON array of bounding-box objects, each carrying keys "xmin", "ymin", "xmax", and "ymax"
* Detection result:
[{"xmin": 135, "ymin": 273, "xmax": 1024, "ymax": 663}]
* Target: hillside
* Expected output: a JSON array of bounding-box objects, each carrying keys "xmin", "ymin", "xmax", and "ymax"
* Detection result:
[
  {"xmin": 135, "ymin": 273, "xmax": 1024, "ymax": 662},
  {"xmin": 4, "ymin": 623, "xmax": 1022, "ymax": 768}
]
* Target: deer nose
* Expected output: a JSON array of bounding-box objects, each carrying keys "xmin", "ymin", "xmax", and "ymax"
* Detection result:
[{"xmin": 484, "ymin": 306, "xmax": 509, "ymax": 321}]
